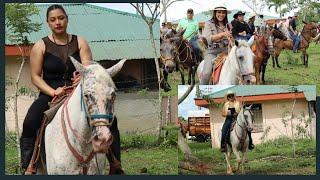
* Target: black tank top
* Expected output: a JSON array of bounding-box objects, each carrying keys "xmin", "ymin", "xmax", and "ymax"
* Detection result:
[{"xmin": 42, "ymin": 34, "xmax": 81, "ymax": 89}]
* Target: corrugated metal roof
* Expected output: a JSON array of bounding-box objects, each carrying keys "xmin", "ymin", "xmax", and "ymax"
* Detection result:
[
  {"xmin": 5, "ymin": 3, "xmax": 160, "ymax": 61},
  {"xmin": 173, "ymin": 9, "xmax": 278, "ymax": 26},
  {"xmin": 205, "ymin": 85, "xmax": 316, "ymax": 101}
]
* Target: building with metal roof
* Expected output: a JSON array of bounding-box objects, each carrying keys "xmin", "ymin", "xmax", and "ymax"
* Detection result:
[
  {"xmin": 192, "ymin": 85, "xmax": 316, "ymax": 148},
  {"xmin": 5, "ymin": 3, "xmax": 160, "ymax": 91}
]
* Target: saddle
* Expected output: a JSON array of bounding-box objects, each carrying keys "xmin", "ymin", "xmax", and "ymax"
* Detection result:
[
  {"xmin": 25, "ymin": 87, "xmax": 75, "ymax": 175},
  {"xmin": 212, "ymin": 51, "xmax": 228, "ymax": 84}
]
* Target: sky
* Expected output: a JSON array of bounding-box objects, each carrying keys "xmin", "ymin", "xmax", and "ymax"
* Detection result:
[
  {"xmin": 160, "ymin": 0, "xmax": 299, "ymax": 23},
  {"xmin": 178, "ymin": 85, "xmax": 233, "ymax": 119}
]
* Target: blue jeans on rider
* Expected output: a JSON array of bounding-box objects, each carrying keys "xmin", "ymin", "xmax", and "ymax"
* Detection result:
[
  {"xmin": 289, "ymin": 31, "xmax": 300, "ymax": 52},
  {"xmin": 235, "ymin": 34, "xmax": 251, "ymax": 41},
  {"xmin": 189, "ymin": 36, "xmax": 201, "ymax": 62},
  {"xmin": 221, "ymin": 116, "xmax": 234, "ymax": 147}
]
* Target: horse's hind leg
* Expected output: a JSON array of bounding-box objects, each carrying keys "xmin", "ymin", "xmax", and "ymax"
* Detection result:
[
  {"xmin": 191, "ymin": 66, "xmax": 196, "ymax": 85},
  {"xmin": 187, "ymin": 67, "xmax": 192, "ymax": 85},
  {"xmin": 305, "ymin": 53, "xmax": 309, "ymax": 68}
]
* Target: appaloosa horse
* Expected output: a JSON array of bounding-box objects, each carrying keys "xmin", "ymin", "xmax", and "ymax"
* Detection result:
[
  {"xmin": 37, "ymin": 57, "xmax": 126, "ymax": 175},
  {"xmin": 272, "ymin": 21, "xmax": 318, "ymax": 67}
]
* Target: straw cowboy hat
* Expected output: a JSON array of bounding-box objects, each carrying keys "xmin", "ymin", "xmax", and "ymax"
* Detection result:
[
  {"xmin": 248, "ymin": 12, "xmax": 257, "ymax": 20},
  {"xmin": 224, "ymin": 90, "xmax": 236, "ymax": 100},
  {"xmin": 209, "ymin": 2, "xmax": 231, "ymax": 14}
]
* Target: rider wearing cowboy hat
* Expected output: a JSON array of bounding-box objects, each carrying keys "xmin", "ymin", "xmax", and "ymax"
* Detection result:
[
  {"xmin": 200, "ymin": 3, "xmax": 232, "ymax": 85},
  {"xmin": 247, "ymin": 12, "xmax": 257, "ymax": 36},
  {"xmin": 231, "ymin": 11, "xmax": 253, "ymax": 41},
  {"xmin": 220, "ymin": 90, "xmax": 254, "ymax": 152}
]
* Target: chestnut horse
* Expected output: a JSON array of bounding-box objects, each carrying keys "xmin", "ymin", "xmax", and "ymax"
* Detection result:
[
  {"xmin": 272, "ymin": 21, "xmax": 318, "ymax": 67},
  {"xmin": 251, "ymin": 34, "xmax": 270, "ymax": 84}
]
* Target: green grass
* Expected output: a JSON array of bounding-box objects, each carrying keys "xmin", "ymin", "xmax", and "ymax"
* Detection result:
[
  {"xmin": 179, "ymin": 137, "xmax": 316, "ymax": 175},
  {"xmin": 5, "ymin": 131, "xmax": 178, "ymax": 175},
  {"xmin": 161, "ymin": 43, "xmax": 320, "ymax": 96},
  {"xmin": 265, "ymin": 43, "xmax": 320, "ymax": 94},
  {"xmin": 122, "ymin": 147, "xmax": 178, "ymax": 175}
]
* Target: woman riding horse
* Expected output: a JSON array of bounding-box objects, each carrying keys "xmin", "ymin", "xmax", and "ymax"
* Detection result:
[
  {"xmin": 201, "ymin": 4, "xmax": 232, "ymax": 85},
  {"xmin": 220, "ymin": 90, "xmax": 254, "ymax": 152},
  {"xmin": 20, "ymin": 4, "xmax": 122, "ymax": 174}
]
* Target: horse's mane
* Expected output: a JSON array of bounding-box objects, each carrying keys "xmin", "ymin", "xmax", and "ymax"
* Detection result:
[
  {"xmin": 85, "ymin": 62, "xmax": 116, "ymax": 88},
  {"xmin": 272, "ymin": 29, "xmax": 287, "ymax": 40}
]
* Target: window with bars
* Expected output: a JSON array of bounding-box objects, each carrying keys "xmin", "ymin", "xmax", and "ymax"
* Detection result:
[{"xmin": 250, "ymin": 104, "xmax": 264, "ymax": 132}]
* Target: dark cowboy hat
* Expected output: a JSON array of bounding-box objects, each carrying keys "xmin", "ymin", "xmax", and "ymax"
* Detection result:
[{"xmin": 233, "ymin": 11, "xmax": 246, "ymax": 19}]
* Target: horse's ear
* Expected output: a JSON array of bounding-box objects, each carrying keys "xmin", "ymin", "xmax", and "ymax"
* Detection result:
[
  {"xmin": 177, "ymin": 28, "xmax": 186, "ymax": 37},
  {"xmin": 69, "ymin": 56, "xmax": 86, "ymax": 73},
  {"xmin": 247, "ymin": 37, "xmax": 254, "ymax": 47},
  {"xmin": 106, "ymin": 58, "xmax": 127, "ymax": 77},
  {"xmin": 235, "ymin": 40, "xmax": 239, "ymax": 47}
]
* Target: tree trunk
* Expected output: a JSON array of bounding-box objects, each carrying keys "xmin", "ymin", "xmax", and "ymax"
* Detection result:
[
  {"xmin": 147, "ymin": 24, "xmax": 162, "ymax": 142},
  {"xmin": 14, "ymin": 55, "xmax": 25, "ymax": 173},
  {"xmin": 178, "ymin": 84, "xmax": 194, "ymax": 105},
  {"xmin": 178, "ymin": 130, "xmax": 210, "ymax": 175},
  {"xmin": 290, "ymin": 98, "xmax": 296, "ymax": 158}
]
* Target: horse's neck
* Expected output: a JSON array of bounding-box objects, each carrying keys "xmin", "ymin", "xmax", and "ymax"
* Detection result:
[
  {"xmin": 235, "ymin": 111, "xmax": 246, "ymax": 137},
  {"xmin": 301, "ymin": 29, "xmax": 312, "ymax": 43},
  {"xmin": 218, "ymin": 48, "xmax": 239, "ymax": 85},
  {"xmin": 65, "ymin": 84, "xmax": 92, "ymax": 148}
]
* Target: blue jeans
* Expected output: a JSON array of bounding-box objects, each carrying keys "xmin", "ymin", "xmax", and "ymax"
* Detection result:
[
  {"xmin": 189, "ymin": 36, "xmax": 201, "ymax": 62},
  {"xmin": 289, "ymin": 31, "xmax": 300, "ymax": 51},
  {"xmin": 235, "ymin": 34, "xmax": 251, "ymax": 41}
]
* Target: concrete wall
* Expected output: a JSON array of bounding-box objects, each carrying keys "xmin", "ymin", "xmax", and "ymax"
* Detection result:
[
  {"xmin": 208, "ymin": 99, "xmax": 314, "ymax": 148},
  {"xmin": 5, "ymin": 91, "xmax": 159, "ymax": 134}
]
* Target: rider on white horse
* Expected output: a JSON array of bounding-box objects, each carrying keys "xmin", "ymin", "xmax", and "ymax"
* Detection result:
[
  {"xmin": 220, "ymin": 90, "xmax": 254, "ymax": 152},
  {"xmin": 200, "ymin": 3, "xmax": 232, "ymax": 84}
]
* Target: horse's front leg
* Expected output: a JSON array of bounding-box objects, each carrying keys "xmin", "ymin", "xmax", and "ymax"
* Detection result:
[
  {"xmin": 241, "ymin": 152, "xmax": 246, "ymax": 174},
  {"xmin": 179, "ymin": 65, "xmax": 185, "ymax": 85},
  {"xmin": 233, "ymin": 149, "xmax": 242, "ymax": 173},
  {"xmin": 224, "ymin": 152, "xmax": 233, "ymax": 175},
  {"xmin": 255, "ymin": 62, "xmax": 260, "ymax": 85}
]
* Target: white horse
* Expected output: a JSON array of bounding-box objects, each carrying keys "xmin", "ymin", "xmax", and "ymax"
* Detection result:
[
  {"xmin": 38, "ymin": 57, "xmax": 126, "ymax": 175},
  {"xmin": 197, "ymin": 40, "xmax": 256, "ymax": 85},
  {"xmin": 224, "ymin": 105, "xmax": 254, "ymax": 175}
]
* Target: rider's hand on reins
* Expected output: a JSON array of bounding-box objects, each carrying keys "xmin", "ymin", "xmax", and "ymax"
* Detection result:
[
  {"xmin": 71, "ymin": 71, "xmax": 81, "ymax": 86},
  {"xmin": 53, "ymin": 87, "xmax": 66, "ymax": 97}
]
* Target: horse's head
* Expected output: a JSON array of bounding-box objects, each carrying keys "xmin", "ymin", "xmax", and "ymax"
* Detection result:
[
  {"xmin": 302, "ymin": 21, "xmax": 318, "ymax": 38},
  {"xmin": 233, "ymin": 40, "xmax": 256, "ymax": 85},
  {"xmin": 160, "ymin": 29, "xmax": 185, "ymax": 73},
  {"xmin": 243, "ymin": 104, "xmax": 254, "ymax": 132},
  {"xmin": 70, "ymin": 57, "xmax": 126, "ymax": 153}
]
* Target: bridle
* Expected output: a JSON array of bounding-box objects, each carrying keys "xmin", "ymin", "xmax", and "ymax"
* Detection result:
[
  {"xmin": 300, "ymin": 24, "xmax": 318, "ymax": 48},
  {"xmin": 234, "ymin": 108, "xmax": 254, "ymax": 151},
  {"xmin": 60, "ymin": 77, "xmax": 115, "ymax": 174},
  {"xmin": 80, "ymin": 78, "xmax": 115, "ymax": 128},
  {"xmin": 234, "ymin": 44, "xmax": 255, "ymax": 83}
]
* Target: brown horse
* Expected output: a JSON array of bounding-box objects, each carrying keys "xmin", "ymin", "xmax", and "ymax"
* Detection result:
[
  {"xmin": 160, "ymin": 29, "xmax": 202, "ymax": 89},
  {"xmin": 272, "ymin": 21, "xmax": 318, "ymax": 67},
  {"xmin": 251, "ymin": 34, "xmax": 270, "ymax": 84}
]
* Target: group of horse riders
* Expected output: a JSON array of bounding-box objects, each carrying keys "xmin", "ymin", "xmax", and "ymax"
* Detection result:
[{"xmin": 161, "ymin": 4, "xmax": 257, "ymax": 152}]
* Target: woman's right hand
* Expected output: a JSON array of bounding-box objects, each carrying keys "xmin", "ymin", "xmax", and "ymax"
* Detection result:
[
  {"xmin": 221, "ymin": 31, "xmax": 232, "ymax": 38},
  {"xmin": 53, "ymin": 87, "xmax": 65, "ymax": 97}
]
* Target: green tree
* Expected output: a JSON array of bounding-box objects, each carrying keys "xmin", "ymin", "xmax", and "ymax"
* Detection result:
[{"xmin": 5, "ymin": 3, "xmax": 41, "ymax": 173}]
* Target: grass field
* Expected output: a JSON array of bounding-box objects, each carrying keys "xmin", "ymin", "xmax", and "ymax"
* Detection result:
[
  {"xmin": 179, "ymin": 137, "xmax": 316, "ymax": 175},
  {"xmin": 5, "ymin": 132, "xmax": 178, "ymax": 175},
  {"xmin": 161, "ymin": 43, "xmax": 320, "ymax": 96}
]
